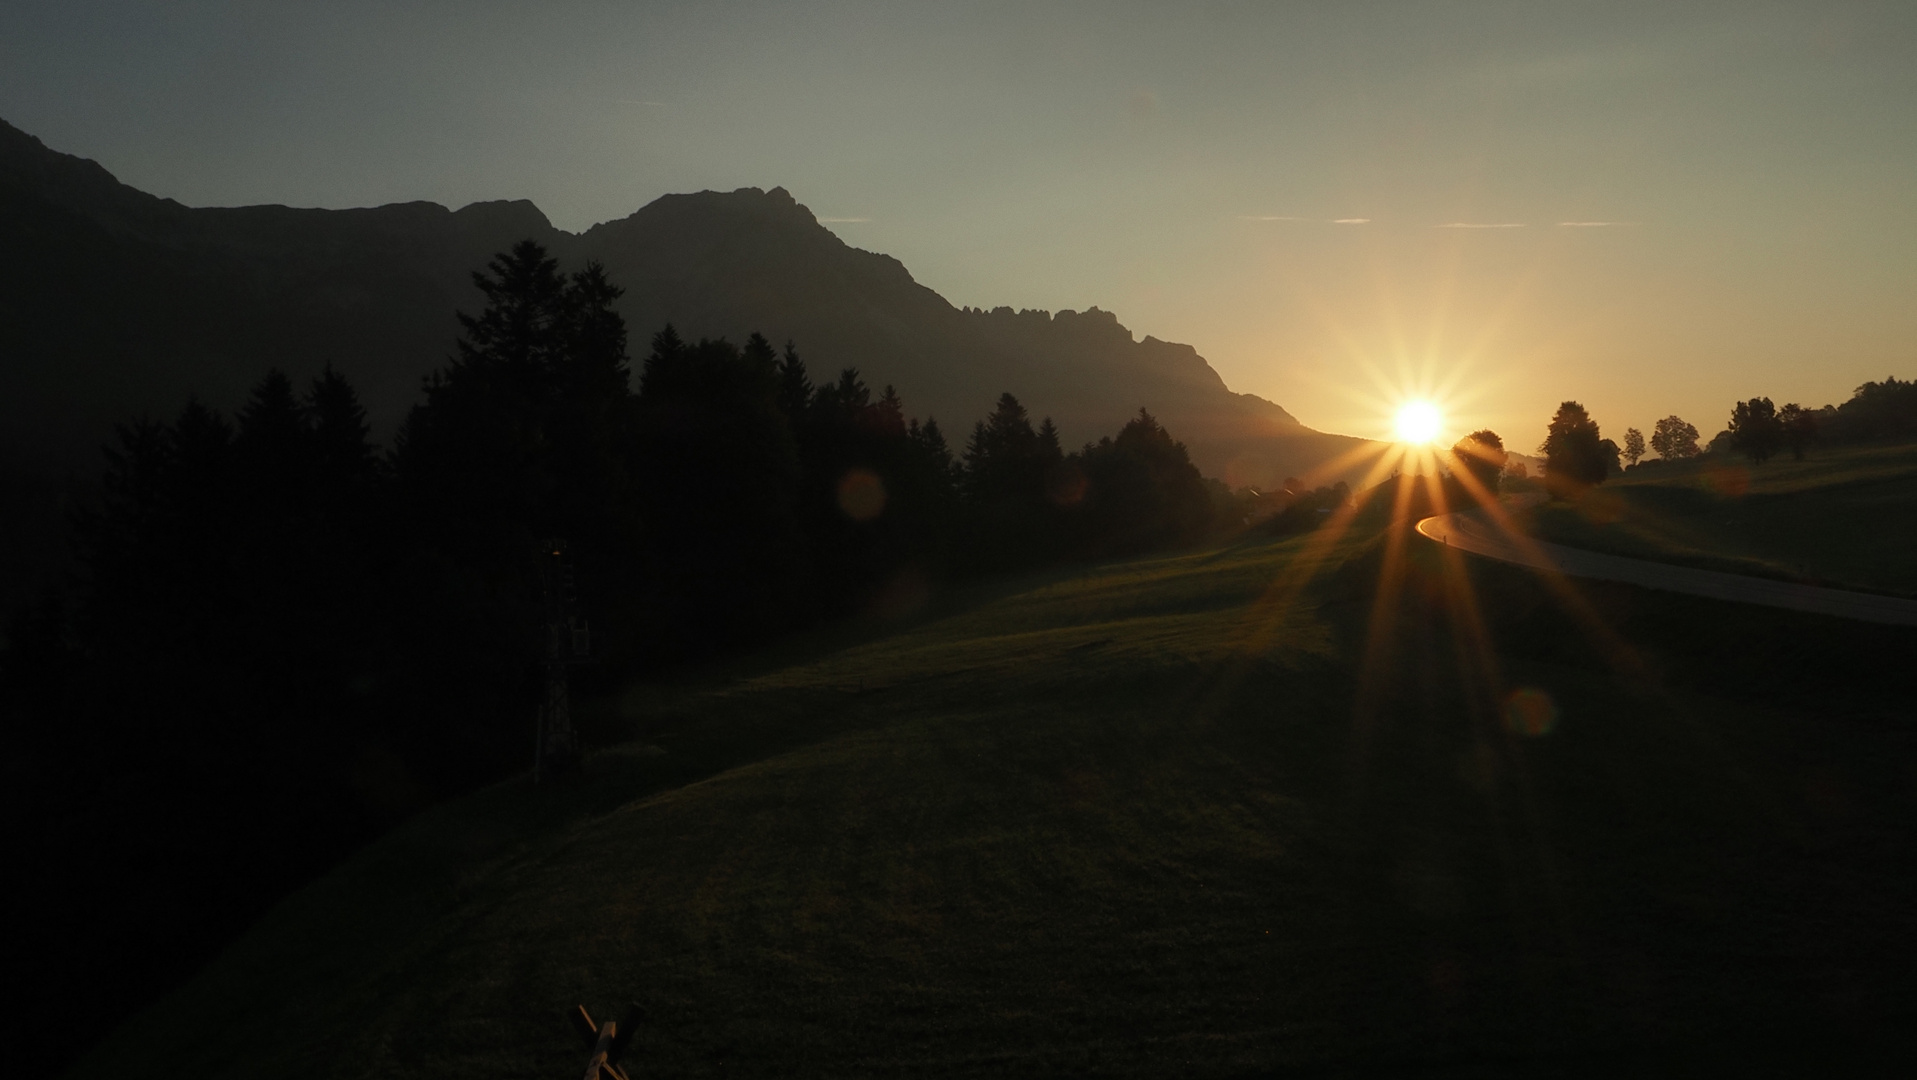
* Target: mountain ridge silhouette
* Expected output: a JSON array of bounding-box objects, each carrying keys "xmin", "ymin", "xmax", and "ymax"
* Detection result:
[{"xmin": 0, "ymin": 117, "xmax": 1365, "ymax": 487}]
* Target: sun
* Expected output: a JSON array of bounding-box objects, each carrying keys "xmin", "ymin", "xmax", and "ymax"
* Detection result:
[{"xmin": 1393, "ymin": 400, "xmax": 1443, "ymax": 444}]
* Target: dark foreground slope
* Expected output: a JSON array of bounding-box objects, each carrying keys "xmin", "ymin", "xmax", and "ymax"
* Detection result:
[
  {"xmin": 70, "ymin": 523, "xmax": 1917, "ymax": 1078},
  {"xmin": 0, "ymin": 118, "xmax": 1363, "ymax": 486}
]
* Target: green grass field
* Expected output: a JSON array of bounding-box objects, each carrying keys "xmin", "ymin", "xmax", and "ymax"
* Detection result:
[
  {"xmin": 1520, "ymin": 441, "xmax": 1917, "ymax": 596},
  {"xmin": 72, "ymin": 518, "xmax": 1917, "ymax": 1078}
]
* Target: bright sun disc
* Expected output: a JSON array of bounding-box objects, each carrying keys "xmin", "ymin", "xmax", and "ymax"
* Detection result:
[{"xmin": 1394, "ymin": 401, "xmax": 1442, "ymax": 443}]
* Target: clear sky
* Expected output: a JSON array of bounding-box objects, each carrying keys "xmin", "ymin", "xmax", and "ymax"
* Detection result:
[{"xmin": 4, "ymin": 1, "xmax": 1913, "ymax": 448}]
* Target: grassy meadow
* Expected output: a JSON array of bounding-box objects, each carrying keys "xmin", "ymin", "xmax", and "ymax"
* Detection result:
[
  {"xmin": 72, "ymin": 515, "xmax": 1917, "ymax": 1078},
  {"xmin": 1520, "ymin": 441, "xmax": 1917, "ymax": 595}
]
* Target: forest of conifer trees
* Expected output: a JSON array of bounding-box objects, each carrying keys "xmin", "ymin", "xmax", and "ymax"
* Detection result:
[{"xmin": 0, "ymin": 242, "xmax": 1234, "ymax": 1060}]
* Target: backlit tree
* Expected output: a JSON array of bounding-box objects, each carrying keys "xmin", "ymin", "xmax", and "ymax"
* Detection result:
[
  {"xmin": 1539, "ymin": 401, "xmax": 1608, "ymax": 497},
  {"xmin": 1622, "ymin": 427, "xmax": 1645, "ymax": 467},
  {"xmin": 1727, "ymin": 397, "xmax": 1783, "ymax": 464},
  {"xmin": 1650, "ymin": 415, "xmax": 1700, "ymax": 459},
  {"xmin": 1449, "ymin": 429, "xmax": 1506, "ymax": 499}
]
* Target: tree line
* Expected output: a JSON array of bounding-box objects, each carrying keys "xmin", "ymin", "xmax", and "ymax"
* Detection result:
[
  {"xmin": 1651, "ymin": 378, "xmax": 1914, "ymax": 469},
  {"xmin": 1521, "ymin": 374, "xmax": 1917, "ymax": 500},
  {"xmin": 0, "ymin": 241, "xmax": 1230, "ymax": 1072}
]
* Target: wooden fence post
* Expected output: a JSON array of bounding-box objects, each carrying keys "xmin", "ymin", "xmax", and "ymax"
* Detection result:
[{"xmin": 572, "ymin": 1003, "xmax": 643, "ymax": 1080}]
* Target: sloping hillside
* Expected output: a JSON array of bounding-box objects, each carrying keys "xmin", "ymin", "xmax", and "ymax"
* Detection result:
[
  {"xmin": 68, "ymin": 520, "xmax": 1917, "ymax": 1078},
  {"xmin": 1521, "ymin": 441, "xmax": 1917, "ymax": 595},
  {"xmin": 0, "ymin": 118, "xmax": 1363, "ymax": 486}
]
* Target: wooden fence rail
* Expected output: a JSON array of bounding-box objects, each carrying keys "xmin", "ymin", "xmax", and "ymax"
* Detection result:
[{"xmin": 570, "ymin": 1003, "xmax": 643, "ymax": 1080}]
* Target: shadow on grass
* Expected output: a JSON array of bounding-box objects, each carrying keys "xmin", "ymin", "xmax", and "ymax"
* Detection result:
[{"xmin": 69, "ymin": 520, "xmax": 1917, "ymax": 1079}]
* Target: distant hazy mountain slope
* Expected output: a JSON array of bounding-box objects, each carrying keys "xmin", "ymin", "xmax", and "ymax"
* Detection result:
[
  {"xmin": 571, "ymin": 186, "xmax": 1372, "ymax": 486},
  {"xmin": 0, "ymin": 118, "xmax": 1366, "ymax": 486},
  {"xmin": 1, "ymin": 118, "xmax": 560, "ymax": 464}
]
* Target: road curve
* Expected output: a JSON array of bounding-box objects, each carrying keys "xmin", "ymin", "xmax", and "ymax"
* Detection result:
[{"xmin": 1416, "ymin": 508, "xmax": 1917, "ymax": 627}]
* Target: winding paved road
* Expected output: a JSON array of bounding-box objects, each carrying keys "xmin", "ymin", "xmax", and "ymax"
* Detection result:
[{"xmin": 1416, "ymin": 508, "xmax": 1917, "ymax": 627}]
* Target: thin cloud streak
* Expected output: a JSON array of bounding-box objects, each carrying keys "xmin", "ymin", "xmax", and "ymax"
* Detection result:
[{"xmin": 1332, "ymin": 218, "xmax": 1371, "ymax": 224}]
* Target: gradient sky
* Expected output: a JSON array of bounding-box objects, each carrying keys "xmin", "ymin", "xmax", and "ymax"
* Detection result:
[{"xmin": 4, "ymin": 1, "xmax": 1914, "ymax": 448}]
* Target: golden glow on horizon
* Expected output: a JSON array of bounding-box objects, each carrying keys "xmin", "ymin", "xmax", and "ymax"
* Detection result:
[{"xmin": 1393, "ymin": 400, "xmax": 1442, "ymax": 444}]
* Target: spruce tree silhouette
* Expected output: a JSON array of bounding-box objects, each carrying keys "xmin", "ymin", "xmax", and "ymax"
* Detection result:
[
  {"xmin": 1037, "ymin": 416, "xmax": 1063, "ymax": 459},
  {"xmin": 237, "ymin": 369, "xmax": 304, "ymax": 449},
  {"xmin": 741, "ymin": 330, "xmax": 779, "ymax": 372},
  {"xmin": 963, "ymin": 393, "xmax": 1065, "ymax": 569},
  {"xmin": 1075, "ymin": 408, "xmax": 1213, "ymax": 556},
  {"xmin": 399, "ymin": 240, "xmax": 570, "ymax": 537},
  {"xmin": 632, "ymin": 327, "xmax": 802, "ymax": 655},
  {"xmin": 775, "ymin": 339, "xmax": 813, "ymax": 419},
  {"xmin": 394, "ymin": 240, "xmax": 644, "ymax": 791},
  {"xmin": 910, "ymin": 416, "xmax": 957, "ymax": 484},
  {"xmin": 900, "ymin": 413, "xmax": 961, "ymax": 555},
  {"xmin": 558, "ymin": 262, "xmax": 632, "ymax": 403},
  {"xmin": 876, "ymin": 385, "xmax": 908, "ymax": 438},
  {"xmin": 775, "ymin": 362, "xmax": 959, "ymax": 618},
  {"xmin": 307, "ymin": 364, "xmax": 380, "ymax": 490},
  {"xmin": 461, "ymin": 239, "xmax": 569, "ymax": 374},
  {"xmin": 964, "ymin": 393, "xmax": 1048, "ymax": 500},
  {"xmin": 547, "ymin": 260, "xmax": 638, "ymax": 602}
]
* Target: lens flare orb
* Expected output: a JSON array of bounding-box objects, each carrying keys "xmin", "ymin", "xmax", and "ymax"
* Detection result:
[
  {"xmin": 1501, "ymin": 687, "xmax": 1559, "ymax": 737},
  {"xmin": 1394, "ymin": 400, "xmax": 1442, "ymax": 444},
  {"xmin": 837, "ymin": 467, "xmax": 887, "ymax": 521}
]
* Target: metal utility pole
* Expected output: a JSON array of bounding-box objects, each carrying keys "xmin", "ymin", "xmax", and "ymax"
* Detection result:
[{"xmin": 534, "ymin": 539, "xmax": 591, "ymax": 783}]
